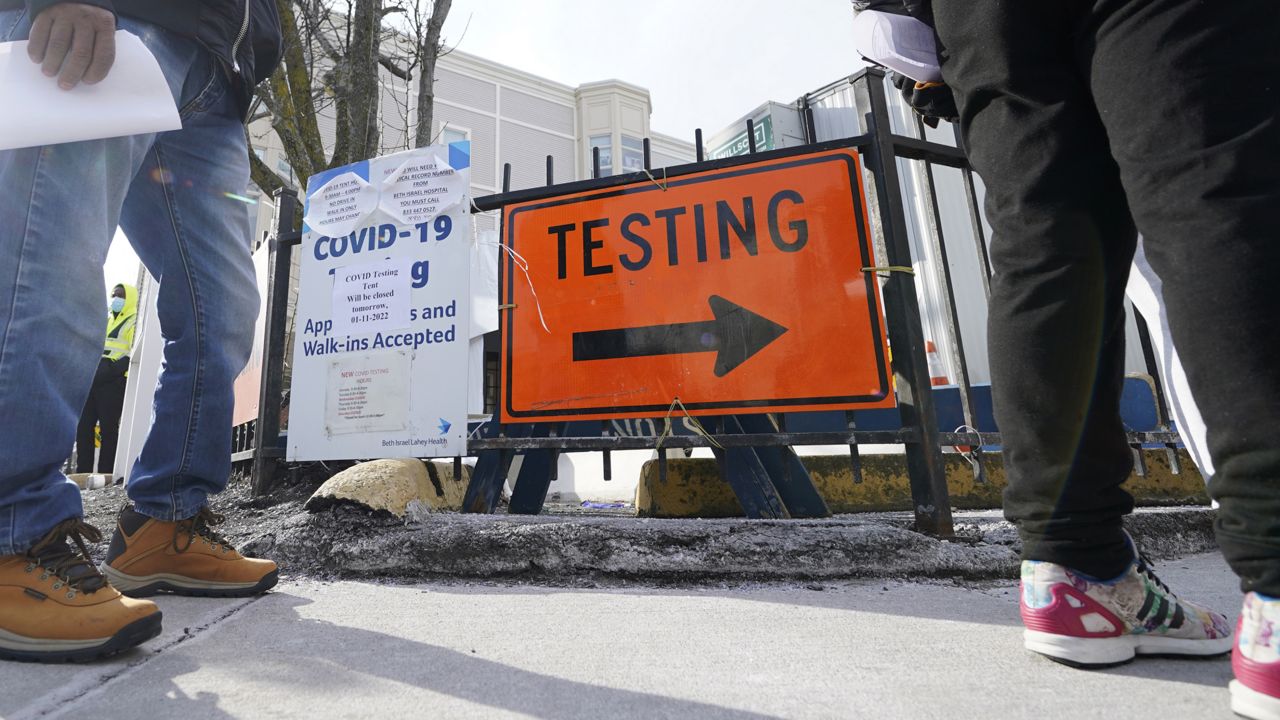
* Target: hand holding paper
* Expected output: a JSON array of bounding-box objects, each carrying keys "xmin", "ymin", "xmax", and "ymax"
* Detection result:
[
  {"xmin": 27, "ymin": 2, "xmax": 116, "ymax": 89},
  {"xmin": 0, "ymin": 29, "xmax": 180, "ymax": 151}
]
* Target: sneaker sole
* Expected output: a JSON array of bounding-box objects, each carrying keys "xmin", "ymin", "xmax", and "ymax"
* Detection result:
[
  {"xmin": 0, "ymin": 612, "xmax": 162, "ymax": 663},
  {"xmin": 1232, "ymin": 680, "xmax": 1280, "ymax": 720},
  {"xmin": 1024, "ymin": 629, "xmax": 1233, "ymax": 668},
  {"xmin": 101, "ymin": 565, "xmax": 279, "ymax": 598}
]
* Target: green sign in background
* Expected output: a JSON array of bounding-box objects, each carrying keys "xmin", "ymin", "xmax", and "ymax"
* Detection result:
[{"xmin": 709, "ymin": 115, "xmax": 775, "ymax": 160}]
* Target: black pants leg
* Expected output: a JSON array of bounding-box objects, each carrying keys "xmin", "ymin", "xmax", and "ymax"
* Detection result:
[
  {"xmin": 74, "ymin": 381, "xmax": 100, "ymax": 474},
  {"xmin": 933, "ymin": 2, "xmax": 1138, "ymax": 579},
  {"xmin": 935, "ymin": 0, "xmax": 1280, "ymax": 592},
  {"xmin": 1083, "ymin": 0, "xmax": 1280, "ymax": 595},
  {"xmin": 94, "ymin": 375, "xmax": 126, "ymax": 475},
  {"xmin": 74, "ymin": 369, "xmax": 126, "ymax": 475}
]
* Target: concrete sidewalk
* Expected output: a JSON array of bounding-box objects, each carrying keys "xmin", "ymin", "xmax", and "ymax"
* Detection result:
[{"xmin": 3, "ymin": 552, "xmax": 1244, "ymax": 720}]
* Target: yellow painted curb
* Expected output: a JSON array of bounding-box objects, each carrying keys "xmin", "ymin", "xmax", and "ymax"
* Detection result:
[
  {"xmin": 67, "ymin": 473, "xmax": 110, "ymax": 490},
  {"xmin": 636, "ymin": 450, "xmax": 1207, "ymax": 518}
]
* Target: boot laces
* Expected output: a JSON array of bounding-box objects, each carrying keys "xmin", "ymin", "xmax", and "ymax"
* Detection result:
[
  {"xmin": 25, "ymin": 519, "xmax": 107, "ymax": 595},
  {"xmin": 173, "ymin": 507, "xmax": 235, "ymax": 554}
]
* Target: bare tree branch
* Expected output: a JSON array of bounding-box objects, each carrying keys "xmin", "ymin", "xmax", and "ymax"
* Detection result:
[
  {"xmin": 414, "ymin": 0, "xmax": 451, "ymax": 148},
  {"xmin": 251, "ymin": 0, "xmax": 449, "ymax": 179},
  {"xmin": 378, "ymin": 54, "xmax": 410, "ymax": 80}
]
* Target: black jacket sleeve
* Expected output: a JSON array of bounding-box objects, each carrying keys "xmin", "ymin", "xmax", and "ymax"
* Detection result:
[
  {"xmin": 27, "ymin": 0, "xmax": 115, "ymax": 19},
  {"xmin": 249, "ymin": 0, "xmax": 282, "ymax": 84}
]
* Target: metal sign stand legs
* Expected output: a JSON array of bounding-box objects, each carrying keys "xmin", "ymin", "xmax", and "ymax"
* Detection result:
[{"xmin": 853, "ymin": 70, "xmax": 955, "ymax": 537}]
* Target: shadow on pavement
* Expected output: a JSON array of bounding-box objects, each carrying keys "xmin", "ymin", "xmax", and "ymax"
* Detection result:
[
  {"xmin": 4, "ymin": 652, "xmax": 235, "ymax": 720},
  {"xmin": 130, "ymin": 653, "xmax": 236, "ymax": 720},
  {"xmin": 167, "ymin": 593, "xmax": 784, "ymax": 720}
]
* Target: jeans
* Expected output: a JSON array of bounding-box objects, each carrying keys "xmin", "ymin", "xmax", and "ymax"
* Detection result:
[
  {"xmin": 0, "ymin": 10, "xmax": 258, "ymax": 554},
  {"xmin": 933, "ymin": 1, "xmax": 1280, "ymax": 592}
]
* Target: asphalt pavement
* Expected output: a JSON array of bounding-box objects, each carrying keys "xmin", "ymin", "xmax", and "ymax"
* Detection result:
[{"xmin": 3, "ymin": 552, "xmax": 1244, "ymax": 720}]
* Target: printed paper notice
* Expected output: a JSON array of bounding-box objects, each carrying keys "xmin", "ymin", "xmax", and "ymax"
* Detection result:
[
  {"xmin": 332, "ymin": 257, "xmax": 412, "ymax": 336},
  {"xmin": 325, "ymin": 352, "xmax": 411, "ymax": 435},
  {"xmin": 379, "ymin": 152, "xmax": 467, "ymax": 225},
  {"xmin": 304, "ymin": 171, "xmax": 378, "ymax": 237}
]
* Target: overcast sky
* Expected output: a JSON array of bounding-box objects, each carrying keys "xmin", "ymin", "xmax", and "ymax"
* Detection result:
[
  {"xmin": 441, "ymin": 0, "xmax": 860, "ymax": 140},
  {"xmin": 105, "ymin": 1, "xmax": 861, "ymax": 290}
]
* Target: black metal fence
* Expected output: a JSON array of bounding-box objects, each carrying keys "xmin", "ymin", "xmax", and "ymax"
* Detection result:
[{"xmin": 240, "ymin": 68, "xmax": 1185, "ymax": 537}]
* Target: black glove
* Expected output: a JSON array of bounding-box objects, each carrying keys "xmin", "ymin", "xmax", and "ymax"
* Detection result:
[
  {"xmin": 890, "ymin": 71, "xmax": 958, "ymax": 128},
  {"xmin": 852, "ymin": 0, "xmax": 934, "ymax": 25}
]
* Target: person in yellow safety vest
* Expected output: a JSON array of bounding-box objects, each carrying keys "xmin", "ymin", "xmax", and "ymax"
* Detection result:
[{"xmin": 75, "ymin": 284, "xmax": 137, "ymax": 475}]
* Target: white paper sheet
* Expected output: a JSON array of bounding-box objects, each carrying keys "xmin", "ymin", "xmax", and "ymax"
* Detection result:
[
  {"xmin": 379, "ymin": 151, "xmax": 467, "ymax": 225},
  {"xmin": 303, "ymin": 171, "xmax": 379, "ymax": 237},
  {"xmin": 0, "ymin": 30, "xmax": 180, "ymax": 151},
  {"xmin": 331, "ymin": 257, "xmax": 413, "ymax": 336},
  {"xmin": 851, "ymin": 10, "xmax": 942, "ymax": 84},
  {"xmin": 324, "ymin": 352, "xmax": 412, "ymax": 436}
]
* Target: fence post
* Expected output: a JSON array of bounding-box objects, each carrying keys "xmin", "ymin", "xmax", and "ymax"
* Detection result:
[
  {"xmin": 914, "ymin": 116, "xmax": 987, "ymax": 483},
  {"xmin": 853, "ymin": 69, "xmax": 955, "ymax": 536},
  {"xmin": 251, "ymin": 188, "xmax": 298, "ymax": 496},
  {"xmin": 1132, "ymin": 310, "xmax": 1182, "ymax": 475}
]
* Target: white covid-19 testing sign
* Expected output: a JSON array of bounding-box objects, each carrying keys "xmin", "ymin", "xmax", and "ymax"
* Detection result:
[{"xmin": 287, "ymin": 143, "xmax": 472, "ymax": 460}]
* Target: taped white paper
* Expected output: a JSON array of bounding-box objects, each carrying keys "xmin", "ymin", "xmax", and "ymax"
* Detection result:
[
  {"xmin": 379, "ymin": 152, "xmax": 467, "ymax": 225},
  {"xmin": 0, "ymin": 30, "xmax": 181, "ymax": 151},
  {"xmin": 324, "ymin": 352, "xmax": 411, "ymax": 435},
  {"xmin": 303, "ymin": 172, "xmax": 378, "ymax": 238},
  {"xmin": 331, "ymin": 257, "xmax": 413, "ymax": 336}
]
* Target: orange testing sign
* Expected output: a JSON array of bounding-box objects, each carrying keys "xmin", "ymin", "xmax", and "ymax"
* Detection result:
[{"xmin": 500, "ymin": 147, "xmax": 894, "ymax": 422}]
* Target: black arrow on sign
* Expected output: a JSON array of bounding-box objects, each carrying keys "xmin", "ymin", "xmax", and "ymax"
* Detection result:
[{"xmin": 571, "ymin": 295, "xmax": 788, "ymax": 377}]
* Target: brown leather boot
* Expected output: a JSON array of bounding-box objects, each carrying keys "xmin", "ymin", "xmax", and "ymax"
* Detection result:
[
  {"xmin": 102, "ymin": 506, "xmax": 278, "ymax": 598},
  {"xmin": 0, "ymin": 519, "xmax": 161, "ymax": 662}
]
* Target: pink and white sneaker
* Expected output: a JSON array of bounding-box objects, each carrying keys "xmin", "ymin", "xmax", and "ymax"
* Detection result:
[
  {"xmin": 1232, "ymin": 592, "xmax": 1280, "ymax": 720},
  {"xmin": 1020, "ymin": 556, "xmax": 1233, "ymax": 667}
]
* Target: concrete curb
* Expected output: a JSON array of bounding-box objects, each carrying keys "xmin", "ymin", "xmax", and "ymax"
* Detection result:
[{"xmin": 249, "ymin": 506, "xmax": 1219, "ymax": 584}]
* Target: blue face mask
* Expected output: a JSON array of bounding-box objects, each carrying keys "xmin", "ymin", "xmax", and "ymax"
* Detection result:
[{"xmin": 110, "ymin": 297, "xmax": 125, "ymax": 313}]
